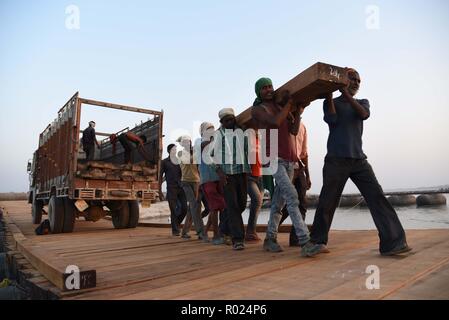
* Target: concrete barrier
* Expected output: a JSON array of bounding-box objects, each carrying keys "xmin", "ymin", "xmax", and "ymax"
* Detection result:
[
  {"xmin": 359, "ymin": 199, "xmax": 368, "ymax": 208},
  {"xmin": 306, "ymin": 195, "xmax": 319, "ymax": 208},
  {"xmin": 339, "ymin": 196, "xmax": 363, "ymax": 208},
  {"xmin": 388, "ymin": 195, "xmax": 416, "ymax": 207},
  {"xmin": 416, "ymin": 194, "xmax": 447, "ymax": 207}
]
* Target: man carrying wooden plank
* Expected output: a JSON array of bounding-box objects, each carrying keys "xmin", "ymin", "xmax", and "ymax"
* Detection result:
[
  {"xmin": 251, "ymin": 77, "xmax": 321, "ymax": 257},
  {"xmin": 160, "ymin": 143, "xmax": 188, "ymax": 236},
  {"xmin": 310, "ymin": 69, "xmax": 412, "ymax": 256},
  {"xmin": 278, "ymin": 103, "xmax": 312, "ymax": 246},
  {"xmin": 213, "ymin": 108, "xmax": 251, "ymax": 250},
  {"xmin": 177, "ymin": 135, "xmax": 209, "ymax": 242}
]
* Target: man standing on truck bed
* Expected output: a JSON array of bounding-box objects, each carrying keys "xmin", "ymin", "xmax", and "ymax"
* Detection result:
[
  {"xmin": 110, "ymin": 132, "xmax": 152, "ymax": 164},
  {"xmin": 82, "ymin": 121, "xmax": 100, "ymax": 161}
]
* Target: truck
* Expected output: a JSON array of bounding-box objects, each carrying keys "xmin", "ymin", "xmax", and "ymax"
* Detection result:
[{"xmin": 27, "ymin": 92, "xmax": 163, "ymax": 233}]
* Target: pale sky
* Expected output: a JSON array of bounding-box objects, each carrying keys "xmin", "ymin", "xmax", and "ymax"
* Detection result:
[{"xmin": 1, "ymin": 0, "xmax": 448, "ymax": 193}]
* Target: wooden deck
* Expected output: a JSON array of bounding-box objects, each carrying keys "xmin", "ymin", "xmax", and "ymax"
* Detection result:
[{"xmin": 1, "ymin": 200, "xmax": 449, "ymax": 300}]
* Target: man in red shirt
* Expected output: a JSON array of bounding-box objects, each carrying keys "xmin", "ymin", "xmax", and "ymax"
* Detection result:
[
  {"xmin": 110, "ymin": 131, "xmax": 151, "ymax": 164},
  {"xmin": 251, "ymin": 77, "xmax": 321, "ymax": 257}
]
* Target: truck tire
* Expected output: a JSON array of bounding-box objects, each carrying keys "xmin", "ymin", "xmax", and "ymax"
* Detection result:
[
  {"xmin": 111, "ymin": 201, "xmax": 129, "ymax": 229},
  {"xmin": 31, "ymin": 194, "xmax": 43, "ymax": 225},
  {"xmin": 62, "ymin": 198, "xmax": 76, "ymax": 233},
  {"xmin": 48, "ymin": 195, "xmax": 64, "ymax": 234},
  {"xmin": 127, "ymin": 200, "xmax": 140, "ymax": 228}
]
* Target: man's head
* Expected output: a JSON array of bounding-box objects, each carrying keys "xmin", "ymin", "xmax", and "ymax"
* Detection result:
[
  {"xmin": 255, "ymin": 77, "xmax": 274, "ymax": 102},
  {"xmin": 200, "ymin": 122, "xmax": 215, "ymax": 141},
  {"xmin": 347, "ymin": 69, "xmax": 361, "ymax": 96},
  {"xmin": 109, "ymin": 134, "xmax": 117, "ymax": 143},
  {"xmin": 218, "ymin": 108, "xmax": 236, "ymax": 129},
  {"xmin": 167, "ymin": 143, "xmax": 176, "ymax": 155},
  {"xmin": 176, "ymin": 135, "xmax": 191, "ymax": 149},
  {"xmin": 89, "ymin": 121, "xmax": 96, "ymax": 128}
]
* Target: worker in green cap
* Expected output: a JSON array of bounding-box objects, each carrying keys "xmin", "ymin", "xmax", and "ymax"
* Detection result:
[{"xmin": 251, "ymin": 77, "xmax": 321, "ymax": 257}]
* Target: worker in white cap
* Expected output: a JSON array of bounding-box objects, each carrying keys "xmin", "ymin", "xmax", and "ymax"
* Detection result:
[
  {"xmin": 176, "ymin": 134, "xmax": 209, "ymax": 242},
  {"xmin": 197, "ymin": 122, "xmax": 225, "ymax": 245},
  {"xmin": 213, "ymin": 107, "xmax": 251, "ymax": 250}
]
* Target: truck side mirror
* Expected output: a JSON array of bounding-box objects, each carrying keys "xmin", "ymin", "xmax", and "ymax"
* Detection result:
[{"xmin": 27, "ymin": 161, "xmax": 32, "ymax": 172}]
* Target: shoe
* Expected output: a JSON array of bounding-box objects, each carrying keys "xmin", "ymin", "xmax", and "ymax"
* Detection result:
[
  {"xmin": 316, "ymin": 244, "xmax": 330, "ymax": 253},
  {"xmin": 263, "ymin": 237, "xmax": 284, "ymax": 252},
  {"xmin": 212, "ymin": 237, "xmax": 225, "ymax": 245},
  {"xmin": 232, "ymin": 242, "xmax": 245, "ymax": 251},
  {"xmin": 289, "ymin": 240, "xmax": 301, "ymax": 247},
  {"xmin": 245, "ymin": 233, "xmax": 261, "ymax": 243},
  {"xmin": 381, "ymin": 244, "xmax": 412, "ymax": 256},
  {"xmin": 198, "ymin": 234, "xmax": 210, "ymax": 243},
  {"xmin": 300, "ymin": 241, "xmax": 322, "ymax": 257},
  {"xmin": 181, "ymin": 233, "xmax": 191, "ymax": 239},
  {"xmin": 172, "ymin": 232, "xmax": 181, "ymax": 236},
  {"xmin": 224, "ymin": 235, "xmax": 232, "ymax": 246}
]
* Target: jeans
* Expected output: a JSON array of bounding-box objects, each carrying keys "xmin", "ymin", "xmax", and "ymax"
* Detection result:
[
  {"xmin": 247, "ymin": 175, "xmax": 263, "ymax": 233},
  {"xmin": 181, "ymin": 181, "xmax": 206, "ymax": 236},
  {"xmin": 166, "ymin": 185, "xmax": 188, "ymax": 234},
  {"xmin": 311, "ymin": 157, "xmax": 407, "ymax": 253},
  {"xmin": 279, "ymin": 167, "xmax": 308, "ymax": 244},
  {"xmin": 267, "ymin": 159, "xmax": 310, "ymax": 245}
]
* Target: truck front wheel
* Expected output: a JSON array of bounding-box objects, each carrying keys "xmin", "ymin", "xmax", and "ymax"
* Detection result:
[
  {"xmin": 31, "ymin": 194, "xmax": 43, "ymax": 224},
  {"xmin": 48, "ymin": 195, "xmax": 64, "ymax": 233}
]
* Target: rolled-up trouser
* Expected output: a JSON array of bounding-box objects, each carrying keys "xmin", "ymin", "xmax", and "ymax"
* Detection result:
[
  {"xmin": 181, "ymin": 181, "xmax": 206, "ymax": 236},
  {"xmin": 311, "ymin": 157, "xmax": 407, "ymax": 253},
  {"xmin": 267, "ymin": 158, "xmax": 310, "ymax": 245},
  {"xmin": 279, "ymin": 167, "xmax": 308, "ymax": 243}
]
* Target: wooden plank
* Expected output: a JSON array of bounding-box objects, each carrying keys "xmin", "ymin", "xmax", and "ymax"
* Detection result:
[
  {"xmin": 236, "ymin": 62, "xmax": 349, "ymax": 129},
  {"xmin": 2, "ymin": 206, "xmax": 97, "ymax": 292},
  {"xmin": 15, "ymin": 240, "xmax": 96, "ymax": 291},
  {"xmin": 108, "ymin": 181, "xmax": 132, "ymax": 189},
  {"xmin": 87, "ymin": 161, "xmax": 120, "ymax": 170},
  {"xmin": 142, "ymin": 167, "xmax": 157, "ymax": 176},
  {"xmin": 3, "ymin": 201, "xmax": 449, "ymax": 300}
]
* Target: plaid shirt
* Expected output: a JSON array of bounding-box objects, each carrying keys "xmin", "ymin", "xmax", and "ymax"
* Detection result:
[{"xmin": 214, "ymin": 126, "xmax": 251, "ymax": 176}]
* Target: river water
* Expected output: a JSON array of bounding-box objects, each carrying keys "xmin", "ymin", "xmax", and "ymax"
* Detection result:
[{"xmin": 142, "ymin": 195, "xmax": 449, "ymax": 230}]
